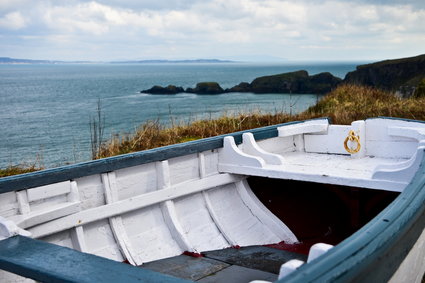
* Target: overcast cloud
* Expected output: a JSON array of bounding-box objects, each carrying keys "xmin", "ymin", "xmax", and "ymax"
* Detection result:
[{"xmin": 0, "ymin": 0, "xmax": 424, "ymax": 61}]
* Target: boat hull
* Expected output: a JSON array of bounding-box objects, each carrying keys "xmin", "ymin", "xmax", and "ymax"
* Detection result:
[{"xmin": 0, "ymin": 117, "xmax": 424, "ymax": 282}]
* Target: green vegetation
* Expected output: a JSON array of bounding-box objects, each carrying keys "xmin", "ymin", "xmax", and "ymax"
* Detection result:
[{"xmin": 2, "ymin": 84, "xmax": 425, "ymax": 177}]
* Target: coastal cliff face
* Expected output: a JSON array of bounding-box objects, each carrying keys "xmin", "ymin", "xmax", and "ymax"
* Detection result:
[
  {"xmin": 238, "ymin": 70, "xmax": 342, "ymax": 94},
  {"xmin": 343, "ymin": 54, "xmax": 425, "ymax": 97}
]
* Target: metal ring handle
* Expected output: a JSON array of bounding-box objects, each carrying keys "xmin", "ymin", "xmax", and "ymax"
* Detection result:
[{"xmin": 344, "ymin": 130, "xmax": 361, "ymax": 154}]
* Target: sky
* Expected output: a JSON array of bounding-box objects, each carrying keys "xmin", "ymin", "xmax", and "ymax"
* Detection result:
[{"xmin": 0, "ymin": 0, "xmax": 424, "ymax": 62}]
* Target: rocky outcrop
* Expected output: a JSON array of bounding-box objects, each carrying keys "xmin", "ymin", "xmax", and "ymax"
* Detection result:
[
  {"xmin": 141, "ymin": 85, "xmax": 184, "ymax": 94},
  {"xmin": 226, "ymin": 70, "xmax": 342, "ymax": 94},
  {"xmin": 227, "ymin": 82, "xmax": 251, "ymax": 92},
  {"xmin": 186, "ymin": 82, "xmax": 224, "ymax": 95},
  {"xmin": 343, "ymin": 54, "xmax": 425, "ymax": 97}
]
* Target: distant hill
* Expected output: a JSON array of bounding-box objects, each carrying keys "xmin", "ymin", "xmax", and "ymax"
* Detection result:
[
  {"xmin": 0, "ymin": 57, "xmax": 57, "ymax": 64},
  {"xmin": 0, "ymin": 57, "xmax": 234, "ymax": 64},
  {"xmin": 343, "ymin": 54, "xmax": 425, "ymax": 97},
  {"xmin": 110, "ymin": 59, "xmax": 234, "ymax": 64}
]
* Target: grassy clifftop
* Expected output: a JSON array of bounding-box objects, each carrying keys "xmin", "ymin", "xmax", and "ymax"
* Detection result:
[{"xmin": 2, "ymin": 84, "xmax": 424, "ymax": 177}]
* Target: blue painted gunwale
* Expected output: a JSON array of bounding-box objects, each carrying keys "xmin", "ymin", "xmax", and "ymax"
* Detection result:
[
  {"xmin": 0, "ymin": 119, "xmax": 313, "ymax": 193},
  {"xmin": 281, "ymin": 116, "xmax": 425, "ymax": 282},
  {"xmin": 0, "ymin": 235, "xmax": 191, "ymax": 283}
]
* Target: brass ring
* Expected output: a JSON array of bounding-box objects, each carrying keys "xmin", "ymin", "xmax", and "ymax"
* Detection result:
[{"xmin": 344, "ymin": 130, "xmax": 361, "ymax": 154}]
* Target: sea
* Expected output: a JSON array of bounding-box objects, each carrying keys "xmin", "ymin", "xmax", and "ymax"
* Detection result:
[{"xmin": 0, "ymin": 62, "xmax": 363, "ymax": 168}]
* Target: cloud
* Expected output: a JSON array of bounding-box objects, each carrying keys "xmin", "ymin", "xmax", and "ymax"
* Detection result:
[
  {"xmin": 0, "ymin": 0, "xmax": 424, "ymax": 61},
  {"xmin": 0, "ymin": 11, "xmax": 27, "ymax": 29}
]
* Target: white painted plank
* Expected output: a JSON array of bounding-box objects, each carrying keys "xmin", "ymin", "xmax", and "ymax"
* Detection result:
[
  {"xmin": 304, "ymin": 125, "xmax": 351, "ymax": 154},
  {"xmin": 81, "ymin": 219, "xmax": 124, "ymax": 262},
  {"xmin": 26, "ymin": 181, "xmax": 71, "ymax": 202},
  {"xmin": 169, "ymin": 154, "xmax": 200, "ymax": 186},
  {"xmin": 16, "ymin": 202, "xmax": 81, "ymax": 229},
  {"xmin": 235, "ymin": 180, "xmax": 297, "ymax": 243},
  {"xmin": 388, "ymin": 126, "xmax": 425, "ymax": 141},
  {"xmin": 160, "ymin": 200, "xmax": 194, "ymax": 252},
  {"xmin": 366, "ymin": 141, "xmax": 418, "ymax": 158},
  {"xmin": 114, "ymin": 163, "xmax": 157, "ymax": 200},
  {"xmin": 70, "ymin": 226, "xmax": 87, "ymax": 252},
  {"xmin": 202, "ymin": 190, "xmax": 236, "ymax": 247},
  {"xmin": 156, "ymin": 160, "xmax": 195, "ymax": 253},
  {"xmin": 256, "ymin": 136, "xmax": 295, "ymax": 155},
  {"xmin": 102, "ymin": 172, "xmax": 141, "ymax": 265},
  {"xmin": 29, "ymin": 173, "xmax": 243, "ymax": 238},
  {"xmin": 278, "ymin": 119, "xmax": 329, "ymax": 137},
  {"xmin": 207, "ymin": 183, "xmax": 281, "ymax": 246},
  {"xmin": 16, "ymin": 191, "xmax": 30, "ymax": 214}
]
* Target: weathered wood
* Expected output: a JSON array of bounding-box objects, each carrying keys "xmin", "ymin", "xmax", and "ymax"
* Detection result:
[{"xmin": 29, "ymin": 173, "xmax": 243, "ymax": 238}]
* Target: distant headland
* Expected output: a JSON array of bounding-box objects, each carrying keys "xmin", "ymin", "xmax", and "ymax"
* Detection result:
[
  {"xmin": 0, "ymin": 57, "xmax": 235, "ymax": 64},
  {"xmin": 141, "ymin": 54, "xmax": 425, "ymax": 97}
]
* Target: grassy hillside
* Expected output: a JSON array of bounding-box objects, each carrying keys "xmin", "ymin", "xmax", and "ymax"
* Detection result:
[{"xmin": 2, "ymin": 84, "xmax": 424, "ymax": 177}]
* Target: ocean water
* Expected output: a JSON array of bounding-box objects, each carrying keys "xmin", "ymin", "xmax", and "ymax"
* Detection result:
[{"xmin": 0, "ymin": 62, "xmax": 361, "ymax": 168}]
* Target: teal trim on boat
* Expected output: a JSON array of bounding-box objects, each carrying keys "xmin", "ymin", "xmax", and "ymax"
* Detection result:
[{"xmin": 0, "ymin": 235, "xmax": 190, "ymax": 283}]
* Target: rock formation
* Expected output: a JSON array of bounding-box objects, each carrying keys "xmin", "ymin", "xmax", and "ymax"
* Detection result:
[
  {"xmin": 343, "ymin": 54, "xmax": 425, "ymax": 97},
  {"xmin": 222, "ymin": 71, "xmax": 341, "ymax": 94},
  {"xmin": 185, "ymin": 82, "xmax": 224, "ymax": 95},
  {"xmin": 141, "ymin": 85, "xmax": 184, "ymax": 95}
]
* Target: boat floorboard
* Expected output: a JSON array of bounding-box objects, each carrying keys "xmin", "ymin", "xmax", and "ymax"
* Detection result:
[{"xmin": 140, "ymin": 245, "xmax": 307, "ymax": 282}]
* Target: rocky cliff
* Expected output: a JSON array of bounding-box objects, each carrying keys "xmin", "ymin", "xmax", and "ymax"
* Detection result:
[
  {"xmin": 343, "ymin": 54, "xmax": 425, "ymax": 97},
  {"xmin": 227, "ymin": 70, "xmax": 341, "ymax": 94}
]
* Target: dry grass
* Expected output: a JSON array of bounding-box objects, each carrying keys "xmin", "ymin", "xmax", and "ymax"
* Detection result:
[
  {"xmin": 306, "ymin": 84, "xmax": 425, "ymax": 124},
  {"xmin": 0, "ymin": 164, "xmax": 43, "ymax": 178},
  {"xmin": 97, "ymin": 84, "xmax": 425, "ymax": 158}
]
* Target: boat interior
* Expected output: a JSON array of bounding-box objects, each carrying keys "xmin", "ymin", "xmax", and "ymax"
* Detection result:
[{"xmin": 0, "ymin": 117, "xmax": 424, "ymax": 282}]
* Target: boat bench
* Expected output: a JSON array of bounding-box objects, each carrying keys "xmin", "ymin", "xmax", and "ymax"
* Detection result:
[
  {"xmin": 219, "ymin": 118, "xmax": 425, "ymax": 192},
  {"xmin": 0, "ymin": 235, "xmax": 189, "ymax": 283}
]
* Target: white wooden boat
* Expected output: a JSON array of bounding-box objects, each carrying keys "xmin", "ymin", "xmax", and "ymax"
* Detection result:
[{"xmin": 0, "ymin": 117, "xmax": 424, "ymax": 282}]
